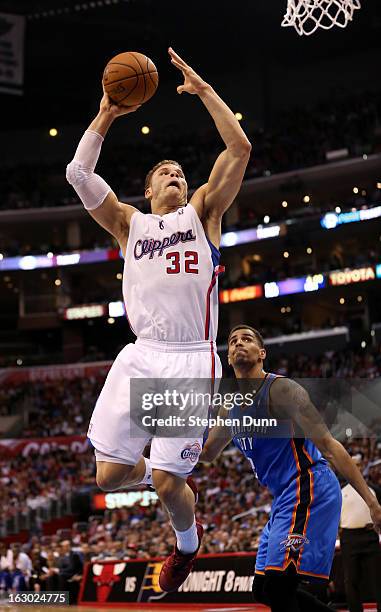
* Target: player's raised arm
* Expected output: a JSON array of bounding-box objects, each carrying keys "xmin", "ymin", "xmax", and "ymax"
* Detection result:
[
  {"xmin": 269, "ymin": 377, "xmax": 381, "ymax": 533},
  {"xmin": 168, "ymin": 48, "xmax": 251, "ymax": 228},
  {"xmin": 66, "ymin": 91, "xmax": 140, "ymax": 253}
]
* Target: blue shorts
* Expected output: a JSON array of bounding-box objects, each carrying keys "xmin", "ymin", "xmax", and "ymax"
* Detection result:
[{"xmin": 255, "ymin": 467, "xmax": 341, "ymax": 581}]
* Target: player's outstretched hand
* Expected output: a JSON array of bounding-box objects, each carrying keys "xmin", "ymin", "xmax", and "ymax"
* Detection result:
[
  {"xmin": 99, "ymin": 87, "xmax": 141, "ymax": 118},
  {"xmin": 169, "ymin": 47, "xmax": 209, "ymax": 96}
]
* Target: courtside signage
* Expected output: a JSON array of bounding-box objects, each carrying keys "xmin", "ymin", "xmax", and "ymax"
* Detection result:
[{"xmin": 79, "ymin": 554, "xmax": 256, "ymax": 605}]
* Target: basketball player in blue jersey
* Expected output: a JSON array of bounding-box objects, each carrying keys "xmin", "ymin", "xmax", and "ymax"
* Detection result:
[
  {"xmin": 66, "ymin": 48, "xmax": 251, "ymax": 591},
  {"xmin": 200, "ymin": 325, "xmax": 381, "ymax": 612}
]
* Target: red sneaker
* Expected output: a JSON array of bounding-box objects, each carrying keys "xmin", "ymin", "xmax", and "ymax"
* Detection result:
[
  {"xmin": 186, "ymin": 476, "xmax": 199, "ymax": 504},
  {"xmin": 159, "ymin": 522, "xmax": 203, "ymax": 592}
]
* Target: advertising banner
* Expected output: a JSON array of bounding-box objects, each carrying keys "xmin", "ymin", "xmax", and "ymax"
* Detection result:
[
  {"xmin": 0, "ymin": 361, "xmax": 111, "ymax": 384},
  {"xmin": 79, "ymin": 553, "xmax": 256, "ymax": 605},
  {"xmin": 0, "ymin": 435, "xmax": 89, "ymax": 457}
]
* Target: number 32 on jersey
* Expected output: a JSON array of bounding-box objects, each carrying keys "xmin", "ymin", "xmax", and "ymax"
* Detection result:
[{"xmin": 166, "ymin": 250, "xmax": 199, "ymax": 274}]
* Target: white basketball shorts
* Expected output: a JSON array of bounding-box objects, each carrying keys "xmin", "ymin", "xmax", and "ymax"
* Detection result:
[{"xmin": 88, "ymin": 338, "xmax": 221, "ymax": 477}]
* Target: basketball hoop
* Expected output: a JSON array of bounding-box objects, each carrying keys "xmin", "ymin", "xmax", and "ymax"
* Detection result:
[{"xmin": 281, "ymin": 0, "xmax": 361, "ymax": 36}]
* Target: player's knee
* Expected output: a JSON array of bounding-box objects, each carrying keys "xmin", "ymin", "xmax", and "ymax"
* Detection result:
[
  {"xmin": 96, "ymin": 472, "xmax": 119, "ymax": 491},
  {"xmin": 96, "ymin": 464, "xmax": 133, "ymax": 491}
]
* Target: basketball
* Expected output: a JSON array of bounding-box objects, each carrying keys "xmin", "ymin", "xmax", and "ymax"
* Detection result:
[{"xmin": 102, "ymin": 51, "xmax": 158, "ymax": 107}]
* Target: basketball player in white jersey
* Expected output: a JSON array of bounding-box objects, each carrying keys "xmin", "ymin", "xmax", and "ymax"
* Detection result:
[{"xmin": 66, "ymin": 47, "xmax": 251, "ymax": 591}]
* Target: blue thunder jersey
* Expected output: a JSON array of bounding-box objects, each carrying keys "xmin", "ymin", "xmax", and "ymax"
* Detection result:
[{"xmin": 230, "ymin": 373, "xmax": 328, "ymax": 498}]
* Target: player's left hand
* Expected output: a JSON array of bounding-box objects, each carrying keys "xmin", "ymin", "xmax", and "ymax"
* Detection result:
[
  {"xmin": 370, "ymin": 501, "xmax": 381, "ymax": 533},
  {"xmin": 169, "ymin": 47, "xmax": 209, "ymax": 95}
]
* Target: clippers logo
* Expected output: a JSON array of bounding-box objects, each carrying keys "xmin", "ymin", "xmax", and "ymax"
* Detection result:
[
  {"xmin": 92, "ymin": 562, "xmax": 125, "ymax": 603},
  {"xmin": 134, "ymin": 229, "xmax": 196, "ymax": 260},
  {"xmin": 280, "ymin": 533, "xmax": 310, "ymax": 552},
  {"xmin": 180, "ymin": 442, "xmax": 201, "ymax": 463}
]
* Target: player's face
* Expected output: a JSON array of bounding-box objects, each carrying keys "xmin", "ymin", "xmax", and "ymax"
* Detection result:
[
  {"xmin": 228, "ymin": 329, "xmax": 266, "ymax": 368},
  {"xmin": 147, "ymin": 164, "xmax": 187, "ymax": 205}
]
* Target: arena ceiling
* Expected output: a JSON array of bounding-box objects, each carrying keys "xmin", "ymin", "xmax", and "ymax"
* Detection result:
[{"xmin": 0, "ymin": 0, "xmax": 379, "ymax": 128}]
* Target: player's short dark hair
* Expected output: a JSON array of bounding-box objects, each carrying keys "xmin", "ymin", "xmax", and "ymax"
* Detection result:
[
  {"xmin": 144, "ymin": 159, "xmax": 184, "ymax": 192},
  {"xmin": 228, "ymin": 325, "xmax": 265, "ymax": 348}
]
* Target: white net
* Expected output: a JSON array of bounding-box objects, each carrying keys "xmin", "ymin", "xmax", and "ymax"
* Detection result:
[{"xmin": 281, "ymin": 0, "xmax": 361, "ymax": 36}]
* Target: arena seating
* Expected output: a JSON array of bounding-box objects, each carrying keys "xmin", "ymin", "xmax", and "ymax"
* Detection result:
[{"xmin": 0, "ymin": 88, "xmax": 380, "ymax": 213}]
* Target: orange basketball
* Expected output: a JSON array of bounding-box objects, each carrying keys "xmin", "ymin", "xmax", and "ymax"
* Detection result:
[{"xmin": 102, "ymin": 51, "xmax": 158, "ymax": 107}]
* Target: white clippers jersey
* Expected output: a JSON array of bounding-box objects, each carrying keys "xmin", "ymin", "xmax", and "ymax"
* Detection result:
[{"xmin": 123, "ymin": 204, "xmax": 222, "ymax": 342}]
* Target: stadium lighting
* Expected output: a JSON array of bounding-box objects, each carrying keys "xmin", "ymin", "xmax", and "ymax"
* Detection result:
[
  {"xmin": 361, "ymin": 190, "xmax": 366, "ymax": 196},
  {"xmin": 286, "ymin": 306, "xmax": 291, "ymax": 313},
  {"xmin": 353, "ymin": 187, "xmax": 359, "ymax": 194},
  {"xmin": 263, "ymin": 215, "xmax": 270, "ymax": 224},
  {"xmin": 283, "ymin": 251, "xmax": 289, "ymax": 258},
  {"xmin": 141, "ymin": 126, "xmax": 150, "ymax": 135},
  {"xmin": 235, "ymin": 112, "xmax": 243, "ymax": 121},
  {"xmin": 303, "ymin": 195, "xmax": 310, "ymax": 204},
  {"xmin": 0, "ymin": 254, "xmax": 3, "ymax": 261},
  {"xmin": 335, "ymin": 206, "xmax": 341, "ymax": 213},
  {"xmin": 16, "ymin": 359, "xmax": 23, "ymax": 366},
  {"xmin": 47, "ymin": 252, "xmax": 53, "ymax": 258},
  {"xmin": 361, "ymin": 340, "xmax": 366, "ymax": 348},
  {"xmin": 371, "ymin": 330, "xmax": 376, "ymax": 337},
  {"xmin": 54, "ymin": 279, "xmax": 61, "ymax": 286},
  {"xmin": 306, "ymin": 247, "xmax": 312, "ymax": 254},
  {"xmin": 339, "ymin": 297, "xmax": 345, "ymax": 304},
  {"xmin": 282, "ymin": 201, "xmax": 288, "ymax": 208},
  {"xmin": 281, "ymin": 307, "xmax": 286, "ymax": 313},
  {"xmin": 49, "ymin": 128, "xmax": 58, "ymax": 137},
  {"xmin": 357, "ymin": 295, "xmax": 363, "ymax": 302},
  {"xmin": 116, "ymin": 273, "xmax": 122, "ymax": 280},
  {"xmin": 108, "ymin": 317, "xmax": 115, "ymax": 324},
  {"xmin": 377, "ymin": 183, "xmax": 381, "ymax": 189},
  {"xmin": 363, "ymin": 154, "xmax": 368, "ymax": 160}
]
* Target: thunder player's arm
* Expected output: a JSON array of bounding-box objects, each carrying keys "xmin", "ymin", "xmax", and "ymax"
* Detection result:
[
  {"xmin": 198, "ymin": 405, "xmax": 233, "ymax": 463},
  {"xmin": 66, "ymin": 89, "xmax": 140, "ymax": 255},
  {"xmin": 269, "ymin": 377, "xmax": 381, "ymax": 532},
  {"xmin": 168, "ymin": 49, "xmax": 251, "ymax": 247}
]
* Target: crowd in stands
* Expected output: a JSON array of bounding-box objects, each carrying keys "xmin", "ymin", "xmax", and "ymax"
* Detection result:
[
  {"xmin": 0, "ymin": 346, "xmax": 380, "ymax": 597},
  {"xmin": 0, "ymin": 87, "xmax": 380, "ymax": 214},
  {"xmin": 0, "ymin": 449, "xmax": 94, "ymax": 521},
  {"xmin": 0, "ymin": 374, "xmax": 106, "ymax": 436},
  {"xmin": 268, "ymin": 347, "xmax": 381, "ymax": 379},
  {"xmin": 0, "ymin": 538, "xmax": 83, "ymax": 598},
  {"xmin": 0, "ymin": 436, "xmax": 380, "ymax": 600},
  {"xmin": 2, "ymin": 345, "xmax": 381, "ymax": 430}
]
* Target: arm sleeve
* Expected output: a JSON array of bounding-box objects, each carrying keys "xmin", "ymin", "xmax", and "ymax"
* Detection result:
[{"xmin": 66, "ymin": 130, "xmax": 112, "ymax": 210}]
